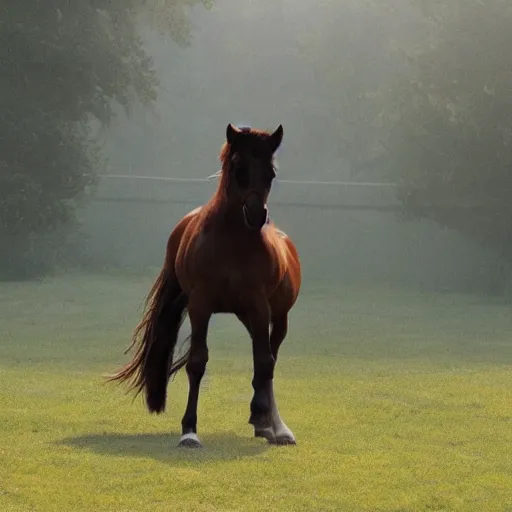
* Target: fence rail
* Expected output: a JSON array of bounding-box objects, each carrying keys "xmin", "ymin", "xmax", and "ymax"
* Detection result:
[
  {"xmin": 91, "ymin": 173, "xmax": 400, "ymax": 212},
  {"xmin": 100, "ymin": 173, "xmax": 398, "ymax": 188}
]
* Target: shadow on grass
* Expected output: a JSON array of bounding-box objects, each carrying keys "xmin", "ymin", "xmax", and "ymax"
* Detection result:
[{"xmin": 57, "ymin": 431, "xmax": 270, "ymax": 463}]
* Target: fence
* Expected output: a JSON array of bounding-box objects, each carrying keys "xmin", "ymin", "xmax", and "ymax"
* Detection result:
[
  {"xmin": 93, "ymin": 174, "xmax": 400, "ymax": 211},
  {"xmin": 78, "ymin": 173, "xmax": 494, "ymax": 292}
]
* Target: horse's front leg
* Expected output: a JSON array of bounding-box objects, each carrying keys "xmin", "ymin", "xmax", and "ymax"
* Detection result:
[
  {"xmin": 246, "ymin": 300, "xmax": 274, "ymax": 435},
  {"xmin": 178, "ymin": 296, "xmax": 211, "ymax": 449},
  {"xmin": 246, "ymin": 314, "xmax": 295, "ymax": 445},
  {"xmin": 267, "ymin": 315, "xmax": 296, "ymax": 445}
]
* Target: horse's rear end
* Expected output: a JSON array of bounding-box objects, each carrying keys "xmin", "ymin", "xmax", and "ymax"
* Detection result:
[{"xmin": 109, "ymin": 123, "xmax": 301, "ymax": 448}]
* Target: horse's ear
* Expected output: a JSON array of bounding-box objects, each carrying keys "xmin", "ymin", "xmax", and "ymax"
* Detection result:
[
  {"xmin": 268, "ymin": 124, "xmax": 283, "ymax": 153},
  {"xmin": 226, "ymin": 123, "xmax": 240, "ymax": 145}
]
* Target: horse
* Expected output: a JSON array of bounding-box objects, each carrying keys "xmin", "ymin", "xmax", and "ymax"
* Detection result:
[{"xmin": 108, "ymin": 123, "xmax": 302, "ymax": 448}]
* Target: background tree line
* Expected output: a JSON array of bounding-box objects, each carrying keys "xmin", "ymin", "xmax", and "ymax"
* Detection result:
[
  {"xmin": 381, "ymin": 0, "xmax": 512, "ymax": 294},
  {"xmin": 0, "ymin": 0, "xmax": 210, "ymax": 278},
  {"xmin": 2, "ymin": 0, "xmax": 511, "ymax": 295},
  {"xmin": 328, "ymin": 0, "xmax": 512, "ymax": 294}
]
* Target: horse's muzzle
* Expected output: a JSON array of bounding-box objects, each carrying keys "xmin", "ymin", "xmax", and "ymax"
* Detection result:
[{"xmin": 242, "ymin": 194, "xmax": 269, "ymax": 230}]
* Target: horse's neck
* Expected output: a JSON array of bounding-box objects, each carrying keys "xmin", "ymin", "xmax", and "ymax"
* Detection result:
[{"xmin": 207, "ymin": 194, "xmax": 251, "ymax": 231}]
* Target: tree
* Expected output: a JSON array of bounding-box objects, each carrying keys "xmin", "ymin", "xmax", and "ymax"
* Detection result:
[
  {"xmin": 379, "ymin": 0, "xmax": 512, "ymax": 293},
  {"xmin": 0, "ymin": 0, "xmax": 210, "ymax": 278},
  {"xmin": 294, "ymin": 0, "xmax": 427, "ymax": 181}
]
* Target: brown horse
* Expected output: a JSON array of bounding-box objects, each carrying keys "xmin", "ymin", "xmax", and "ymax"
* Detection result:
[{"xmin": 108, "ymin": 124, "xmax": 301, "ymax": 448}]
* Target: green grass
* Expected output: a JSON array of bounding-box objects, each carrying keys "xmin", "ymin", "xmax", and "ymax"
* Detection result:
[{"xmin": 1, "ymin": 272, "xmax": 512, "ymax": 511}]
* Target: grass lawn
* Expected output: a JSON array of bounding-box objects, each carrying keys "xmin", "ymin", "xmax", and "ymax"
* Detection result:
[{"xmin": 1, "ymin": 271, "xmax": 512, "ymax": 511}]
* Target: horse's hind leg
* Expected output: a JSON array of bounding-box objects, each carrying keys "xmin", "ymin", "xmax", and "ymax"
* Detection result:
[
  {"xmin": 178, "ymin": 297, "xmax": 211, "ymax": 449},
  {"xmin": 265, "ymin": 315, "xmax": 296, "ymax": 445}
]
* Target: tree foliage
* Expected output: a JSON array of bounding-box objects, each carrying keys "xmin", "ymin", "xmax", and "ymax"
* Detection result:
[
  {"xmin": 378, "ymin": 0, "xmax": 512, "ymax": 290},
  {"xmin": 0, "ymin": 0, "xmax": 209, "ymax": 278},
  {"xmin": 300, "ymin": 0, "xmax": 426, "ymax": 180}
]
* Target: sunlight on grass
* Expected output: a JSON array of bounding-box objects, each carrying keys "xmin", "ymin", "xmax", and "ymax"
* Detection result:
[{"xmin": 1, "ymin": 273, "xmax": 512, "ymax": 511}]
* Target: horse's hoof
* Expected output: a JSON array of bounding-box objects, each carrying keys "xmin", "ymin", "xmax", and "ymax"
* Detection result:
[
  {"xmin": 177, "ymin": 432, "xmax": 203, "ymax": 449},
  {"xmin": 270, "ymin": 434, "xmax": 297, "ymax": 446},
  {"xmin": 254, "ymin": 427, "xmax": 275, "ymax": 442}
]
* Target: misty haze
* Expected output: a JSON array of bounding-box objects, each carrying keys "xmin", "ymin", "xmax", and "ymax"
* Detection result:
[{"xmin": 1, "ymin": 1, "xmax": 511, "ymax": 510}]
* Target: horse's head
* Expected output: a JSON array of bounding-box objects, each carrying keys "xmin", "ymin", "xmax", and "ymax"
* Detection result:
[{"xmin": 221, "ymin": 123, "xmax": 283, "ymax": 230}]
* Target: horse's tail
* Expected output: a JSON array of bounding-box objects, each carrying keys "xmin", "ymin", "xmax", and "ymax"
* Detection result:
[{"xmin": 106, "ymin": 268, "xmax": 190, "ymax": 413}]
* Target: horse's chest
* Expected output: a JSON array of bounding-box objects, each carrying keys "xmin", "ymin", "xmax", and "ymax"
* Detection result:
[{"xmin": 187, "ymin": 231, "xmax": 275, "ymax": 305}]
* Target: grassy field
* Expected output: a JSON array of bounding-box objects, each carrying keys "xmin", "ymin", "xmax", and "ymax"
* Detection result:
[{"xmin": 1, "ymin": 271, "xmax": 512, "ymax": 511}]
